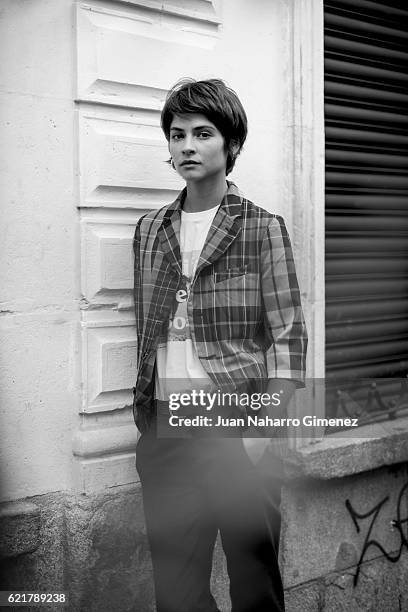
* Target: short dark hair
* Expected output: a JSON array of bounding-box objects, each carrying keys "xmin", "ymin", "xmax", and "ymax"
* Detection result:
[{"xmin": 161, "ymin": 78, "xmax": 248, "ymax": 175}]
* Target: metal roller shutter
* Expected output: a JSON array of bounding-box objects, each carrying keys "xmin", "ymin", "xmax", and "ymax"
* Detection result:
[{"xmin": 324, "ymin": 0, "xmax": 408, "ymax": 421}]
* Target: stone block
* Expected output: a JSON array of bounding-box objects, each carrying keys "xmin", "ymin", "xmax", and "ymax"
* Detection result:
[
  {"xmin": 0, "ymin": 494, "xmax": 65, "ymax": 605},
  {"xmin": 285, "ymin": 581, "xmax": 322, "ymax": 612},
  {"xmin": 287, "ymin": 415, "xmax": 408, "ymax": 480},
  {"xmin": 0, "ymin": 502, "xmax": 40, "ymax": 559},
  {"xmin": 78, "ymin": 108, "xmax": 182, "ymax": 210},
  {"xmin": 0, "ymin": 312, "xmax": 77, "ymax": 502},
  {"xmin": 64, "ymin": 484, "xmax": 154, "ymax": 612},
  {"xmin": 81, "ymin": 322, "xmax": 137, "ymax": 414},
  {"xmin": 76, "ymin": 1, "xmax": 220, "ymax": 109}
]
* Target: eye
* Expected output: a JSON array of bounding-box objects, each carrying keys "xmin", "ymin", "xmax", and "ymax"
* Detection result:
[
  {"xmin": 171, "ymin": 133, "xmax": 183, "ymax": 141},
  {"xmin": 198, "ymin": 131, "xmax": 211, "ymax": 139}
]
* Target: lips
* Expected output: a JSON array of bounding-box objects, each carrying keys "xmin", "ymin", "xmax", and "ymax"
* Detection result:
[{"xmin": 181, "ymin": 160, "xmax": 200, "ymax": 166}]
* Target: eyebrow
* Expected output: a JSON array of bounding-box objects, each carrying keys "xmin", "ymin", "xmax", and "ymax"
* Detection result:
[{"xmin": 170, "ymin": 125, "xmax": 215, "ymax": 131}]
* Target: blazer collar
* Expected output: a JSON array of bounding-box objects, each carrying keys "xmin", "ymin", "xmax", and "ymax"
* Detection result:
[{"xmin": 158, "ymin": 181, "xmax": 244, "ymax": 276}]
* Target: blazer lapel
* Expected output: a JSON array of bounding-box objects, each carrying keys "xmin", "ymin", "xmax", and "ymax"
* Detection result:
[
  {"xmin": 195, "ymin": 182, "xmax": 243, "ymax": 277},
  {"xmin": 156, "ymin": 182, "xmax": 243, "ymax": 278},
  {"xmin": 157, "ymin": 192, "xmax": 183, "ymax": 276}
]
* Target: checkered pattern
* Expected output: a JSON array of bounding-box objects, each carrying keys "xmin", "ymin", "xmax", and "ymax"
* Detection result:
[{"xmin": 132, "ymin": 182, "xmax": 307, "ymax": 432}]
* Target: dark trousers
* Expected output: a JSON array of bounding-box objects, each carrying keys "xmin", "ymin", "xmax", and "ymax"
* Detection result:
[{"xmin": 136, "ymin": 424, "xmax": 285, "ymax": 612}]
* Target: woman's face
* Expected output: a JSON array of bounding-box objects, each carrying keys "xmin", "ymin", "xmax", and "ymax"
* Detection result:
[{"xmin": 168, "ymin": 113, "xmax": 228, "ymax": 184}]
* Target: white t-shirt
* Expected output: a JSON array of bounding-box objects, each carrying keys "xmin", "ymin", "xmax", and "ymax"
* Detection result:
[{"xmin": 155, "ymin": 204, "xmax": 220, "ymax": 401}]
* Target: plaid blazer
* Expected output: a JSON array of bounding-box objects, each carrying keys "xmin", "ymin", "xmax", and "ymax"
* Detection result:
[{"xmin": 132, "ymin": 181, "xmax": 307, "ymax": 432}]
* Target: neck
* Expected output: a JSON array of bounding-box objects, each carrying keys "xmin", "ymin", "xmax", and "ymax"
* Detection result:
[{"xmin": 183, "ymin": 175, "xmax": 228, "ymax": 213}]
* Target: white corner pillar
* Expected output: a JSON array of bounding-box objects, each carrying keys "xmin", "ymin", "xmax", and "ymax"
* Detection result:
[{"xmin": 290, "ymin": 0, "xmax": 326, "ymax": 447}]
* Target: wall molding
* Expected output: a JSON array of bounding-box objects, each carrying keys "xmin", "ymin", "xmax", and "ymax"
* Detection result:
[{"xmin": 290, "ymin": 0, "xmax": 326, "ymax": 445}]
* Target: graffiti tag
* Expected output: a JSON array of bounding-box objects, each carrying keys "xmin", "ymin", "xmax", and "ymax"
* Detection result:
[{"xmin": 345, "ymin": 481, "xmax": 408, "ymax": 586}]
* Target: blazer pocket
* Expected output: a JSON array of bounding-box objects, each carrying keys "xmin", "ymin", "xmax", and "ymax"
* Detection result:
[
  {"xmin": 214, "ymin": 264, "xmax": 249, "ymax": 284},
  {"xmin": 212, "ymin": 268, "xmax": 259, "ymax": 312}
]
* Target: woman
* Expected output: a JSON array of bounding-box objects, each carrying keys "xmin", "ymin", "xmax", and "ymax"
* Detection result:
[{"xmin": 133, "ymin": 78, "xmax": 307, "ymax": 612}]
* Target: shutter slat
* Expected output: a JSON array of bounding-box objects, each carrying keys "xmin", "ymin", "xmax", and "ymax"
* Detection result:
[
  {"xmin": 327, "ymin": 339, "xmax": 408, "ymax": 364},
  {"xmin": 326, "ymin": 361, "xmax": 408, "ymax": 379},
  {"xmin": 326, "ymin": 237, "xmax": 408, "ymax": 252},
  {"xmin": 326, "ymin": 149, "xmax": 408, "ymax": 169},
  {"xmin": 325, "ymin": 58, "xmax": 408, "ymax": 85},
  {"xmin": 326, "ymin": 126, "xmax": 408, "ymax": 147},
  {"xmin": 324, "ymin": 35, "xmax": 408, "ymax": 65},
  {"xmin": 326, "ymin": 256, "xmax": 408, "ymax": 275},
  {"xmin": 326, "ymin": 172, "xmax": 408, "ymax": 189},
  {"xmin": 325, "ymin": 80, "xmax": 408, "ymax": 108},
  {"xmin": 327, "ymin": 319, "xmax": 408, "ymax": 343},
  {"xmin": 326, "ymin": 194, "xmax": 408, "ymax": 211},
  {"xmin": 326, "ymin": 0, "xmax": 408, "ymax": 21},
  {"xmin": 326, "ymin": 298, "xmax": 408, "ymax": 321},
  {"xmin": 326, "ymin": 278, "xmax": 408, "ymax": 298},
  {"xmin": 325, "ymin": 102, "xmax": 408, "ymax": 125},
  {"xmin": 326, "ymin": 214, "xmax": 408, "ymax": 231},
  {"xmin": 325, "ymin": 12, "xmax": 408, "ymax": 41}
]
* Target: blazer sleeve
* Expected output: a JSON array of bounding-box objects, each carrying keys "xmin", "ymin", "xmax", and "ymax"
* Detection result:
[
  {"xmin": 260, "ymin": 215, "xmax": 308, "ymax": 387},
  {"xmin": 133, "ymin": 218, "xmax": 144, "ymax": 366}
]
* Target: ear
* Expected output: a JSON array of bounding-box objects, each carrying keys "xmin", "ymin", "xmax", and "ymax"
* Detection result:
[{"xmin": 230, "ymin": 140, "xmax": 240, "ymax": 157}]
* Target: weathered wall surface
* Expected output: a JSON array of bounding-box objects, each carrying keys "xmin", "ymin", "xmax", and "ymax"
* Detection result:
[
  {"xmin": 0, "ymin": 0, "xmax": 79, "ymax": 501},
  {"xmin": 283, "ymin": 462, "xmax": 408, "ymax": 612}
]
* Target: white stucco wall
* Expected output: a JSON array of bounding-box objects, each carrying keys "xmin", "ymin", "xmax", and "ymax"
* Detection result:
[
  {"xmin": 0, "ymin": 0, "xmax": 79, "ymax": 501},
  {"xmin": 210, "ymin": 0, "xmax": 295, "ymax": 224}
]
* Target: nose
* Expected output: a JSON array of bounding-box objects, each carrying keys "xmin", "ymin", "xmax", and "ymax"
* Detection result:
[{"xmin": 182, "ymin": 133, "xmax": 195, "ymax": 155}]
